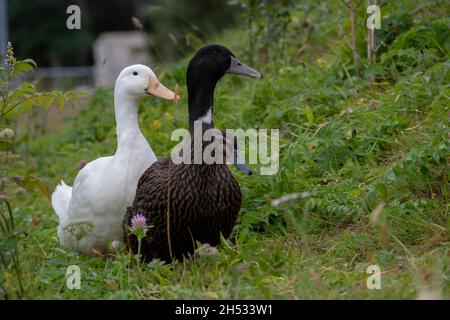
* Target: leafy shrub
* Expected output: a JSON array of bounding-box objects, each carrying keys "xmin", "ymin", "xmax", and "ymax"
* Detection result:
[{"xmin": 0, "ymin": 43, "xmax": 83, "ymax": 299}]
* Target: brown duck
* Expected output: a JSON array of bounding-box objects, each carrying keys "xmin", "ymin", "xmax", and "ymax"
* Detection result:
[{"xmin": 123, "ymin": 44, "xmax": 262, "ymax": 262}]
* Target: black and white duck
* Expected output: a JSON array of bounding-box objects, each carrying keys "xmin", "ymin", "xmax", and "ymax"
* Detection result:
[{"xmin": 123, "ymin": 45, "xmax": 262, "ymax": 261}]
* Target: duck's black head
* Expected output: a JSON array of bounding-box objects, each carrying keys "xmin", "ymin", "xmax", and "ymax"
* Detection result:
[
  {"xmin": 187, "ymin": 44, "xmax": 262, "ymax": 126},
  {"xmin": 187, "ymin": 45, "xmax": 234, "ymax": 83}
]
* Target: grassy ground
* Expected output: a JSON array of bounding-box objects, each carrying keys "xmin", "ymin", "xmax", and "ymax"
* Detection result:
[{"xmin": 1, "ymin": 1, "xmax": 449, "ymax": 299}]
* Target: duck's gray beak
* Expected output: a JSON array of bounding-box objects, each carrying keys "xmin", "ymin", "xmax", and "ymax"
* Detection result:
[
  {"xmin": 226, "ymin": 56, "xmax": 263, "ymax": 79},
  {"xmin": 233, "ymin": 146, "xmax": 252, "ymax": 175},
  {"xmin": 234, "ymin": 162, "xmax": 252, "ymax": 175}
]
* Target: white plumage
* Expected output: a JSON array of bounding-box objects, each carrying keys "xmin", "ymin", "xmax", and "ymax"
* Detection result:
[{"xmin": 51, "ymin": 64, "xmax": 178, "ymax": 255}]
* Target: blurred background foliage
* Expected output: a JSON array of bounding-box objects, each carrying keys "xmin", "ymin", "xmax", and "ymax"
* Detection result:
[
  {"xmin": 8, "ymin": 0, "xmax": 238, "ymax": 66},
  {"xmin": 142, "ymin": 0, "xmax": 238, "ymax": 63}
]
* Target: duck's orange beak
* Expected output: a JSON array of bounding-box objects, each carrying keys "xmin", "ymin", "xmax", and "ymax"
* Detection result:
[{"xmin": 145, "ymin": 77, "xmax": 180, "ymax": 101}]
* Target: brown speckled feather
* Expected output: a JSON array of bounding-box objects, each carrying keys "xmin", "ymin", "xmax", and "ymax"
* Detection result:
[{"xmin": 123, "ymin": 135, "xmax": 242, "ymax": 262}]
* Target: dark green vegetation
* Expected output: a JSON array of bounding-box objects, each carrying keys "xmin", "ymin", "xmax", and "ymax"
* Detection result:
[
  {"xmin": 1, "ymin": 1, "xmax": 449, "ymax": 299},
  {"xmin": 8, "ymin": 0, "xmax": 236, "ymax": 66}
]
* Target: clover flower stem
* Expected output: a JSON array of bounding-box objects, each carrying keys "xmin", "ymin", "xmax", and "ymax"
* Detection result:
[{"xmin": 136, "ymin": 237, "xmax": 142, "ymax": 266}]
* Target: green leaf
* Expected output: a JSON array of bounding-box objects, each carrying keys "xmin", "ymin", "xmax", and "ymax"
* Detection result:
[
  {"xmin": 20, "ymin": 59, "xmax": 37, "ymax": 68},
  {"xmin": 375, "ymin": 183, "xmax": 388, "ymax": 200},
  {"xmin": 13, "ymin": 61, "xmax": 35, "ymax": 75},
  {"xmin": 17, "ymin": 176, "xmax": 51, "ymax": 203},
  {"xmin": 305, "ymin": 105, "xmax": 314, "ymax": 123},
  {"xmin": 16, "ymin": 82, "xmax": 36, "ymax": 94},
  {"xmin": 39, "ymin": 94, "xmax": 55, "ymax": 109},
  {"xmin": 56, "ymin": 93, "xmax": 67, "ymax": 109},
  {"xmin": 0, "ymin": 140, "xmax": 13, "ymax": 151}
]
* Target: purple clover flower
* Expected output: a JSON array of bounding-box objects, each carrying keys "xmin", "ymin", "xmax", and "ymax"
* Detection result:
[
  {"xmin": 79, "ymin": 160, "xmax": 87, "ymax": 170},
  {"xmin": 111, "ymin": 240, "xmax": 121, "ymax": 250},
  {"xmin": 131, "ymin": 213, "xmax": 147, "ymax": 231}
]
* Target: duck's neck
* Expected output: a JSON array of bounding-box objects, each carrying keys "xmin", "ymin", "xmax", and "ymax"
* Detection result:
[
  {"xmin": 186, "ymin": 76, "xmax": 223, "ymax": 173},
  {"xmin": 114, "ymin": 90, "xmax": 145, "ymax": 154},
  {"xmin": 188, "ymin": 79, "xmax": 217, "ymax": 130}
]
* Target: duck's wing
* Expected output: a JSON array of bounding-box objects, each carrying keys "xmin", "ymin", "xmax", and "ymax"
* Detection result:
[
  {"xmin": 71, "ymin": 157, "xmax": 111, "ymax": 190},
  {"xmin": 66, "ymin": 156, "xmax": 113, "ymax": 218},
  {"xmin": 123, "ymin": 157, "xmax": 172, "ymax": 260}
]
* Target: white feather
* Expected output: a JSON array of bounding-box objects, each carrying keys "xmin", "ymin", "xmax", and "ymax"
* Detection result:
[
  {"xmin": 52, "ymin": 65, "xmax": 159, "ymax": 255},
  {"xmin": 199, "ymin": 108, "xmax": 212, "ymax": 124},
  {"xmin": 51, "ymin": 180, "xmax": 72, "ymax": 224}
]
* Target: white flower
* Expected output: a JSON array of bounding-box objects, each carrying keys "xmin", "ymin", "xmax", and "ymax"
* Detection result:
[{"xmin": 0, "ymin": 128, "xmax": 14, "ymax": 141}]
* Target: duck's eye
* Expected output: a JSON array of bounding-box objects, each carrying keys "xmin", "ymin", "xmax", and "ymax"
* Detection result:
[{"xmin": 133, "ymin": 71, "xmax": 138, "ymax": 76}]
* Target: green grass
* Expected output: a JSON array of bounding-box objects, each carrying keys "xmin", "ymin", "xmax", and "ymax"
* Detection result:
[{"xmin": 1, "ymin": 1, "xmax": 449, "ymax": 299}]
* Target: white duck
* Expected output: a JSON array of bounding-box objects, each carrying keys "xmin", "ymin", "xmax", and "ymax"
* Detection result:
[{"xmin": 51, "ymin": 64, "xmax": 179, "ymax": 255}]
